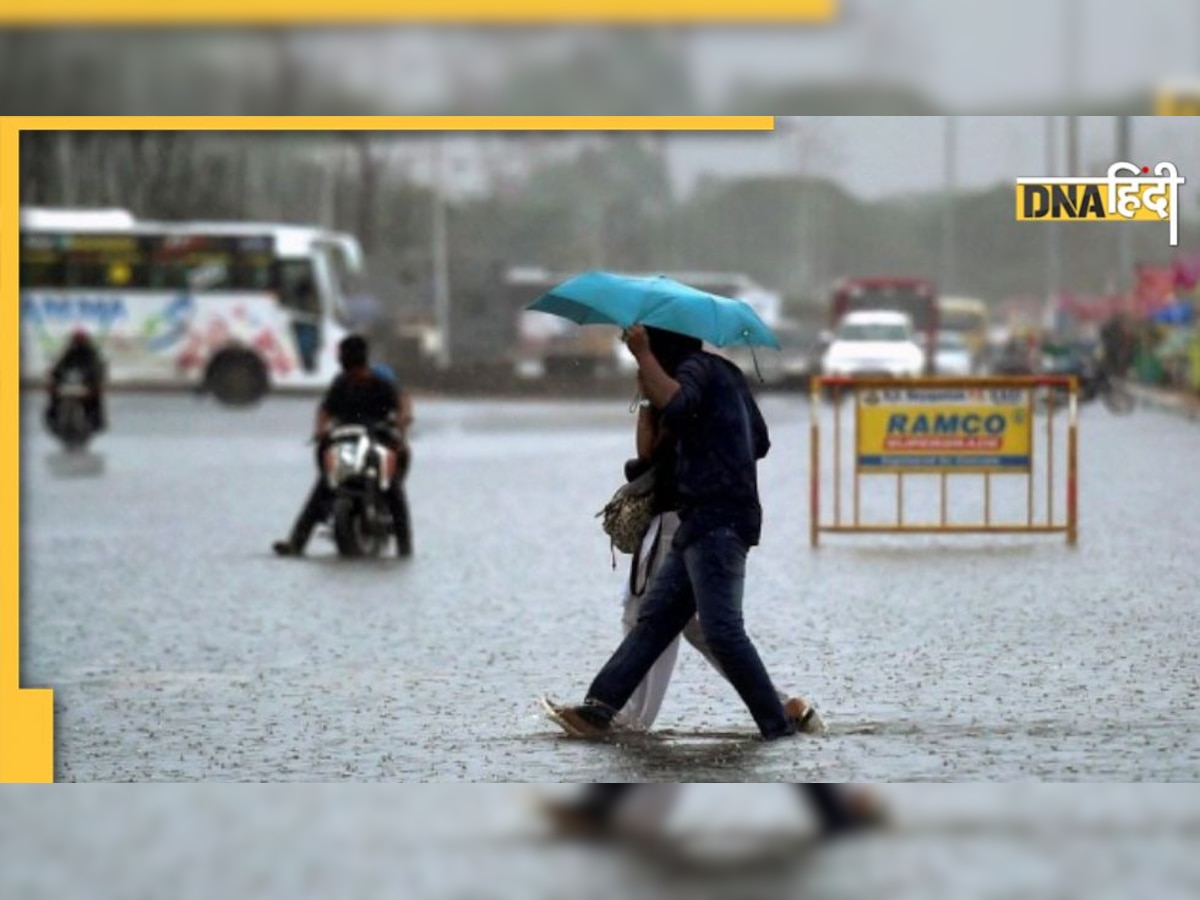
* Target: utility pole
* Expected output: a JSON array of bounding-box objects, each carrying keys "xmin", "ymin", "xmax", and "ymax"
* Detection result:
[
  {"xmin": 355, "ymin": 135, "xmax": 377, "ymax": 249},
  {"xmin": 56, "ymin": 133, "xmax": 76, "ymax": 206},
  {"xmin": 430, "ymin": 136, "xmax": 451, "ymax": 371},
  {"xmin": 1061, "ymin": 0, "xmax": 1082, "ymax": 171},
  {"xmin": 1116, "ymin": 115, "xmax": 1134, "ymax": 294},
  {"xmin": 941, "ymin": 115, "xmax": 958, "ymax": 294},
  {"xmin": 781, "ymin": 117, "xmax": 834, "ymax": 294},
  {"xmin": 1046, "ymin": 117, "xmax": 1062, "ymax": 315},
  {"xmin": 1066, "ymin": 116, "xmax": 1081, "ymax": 177},
  {"xmin": 1060, "ymin": 0, "xmax": 1081, "ymax": 317}
]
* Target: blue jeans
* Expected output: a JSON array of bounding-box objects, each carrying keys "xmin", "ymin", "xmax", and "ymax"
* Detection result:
[{"xmin": 586, "ymin": 526, "xmax": 794, "ymax": 740}]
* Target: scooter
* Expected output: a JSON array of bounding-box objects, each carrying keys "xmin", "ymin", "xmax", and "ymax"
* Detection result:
[
  {"xmin": 48, "ymin": 370, "xmax": 98, "ymax": 452},
  {"xmin": 1041, "ymin": 351, "xmax": 1135, "ymax": 415},
  {"xmin": 320, "ymin": 424, "xmax": 412, "ymax": 558}
]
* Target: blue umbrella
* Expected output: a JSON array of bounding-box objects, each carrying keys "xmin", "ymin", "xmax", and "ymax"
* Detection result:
[{"xmin": 526, "ymin": 271, "xmax": 780, "ymax": 349}]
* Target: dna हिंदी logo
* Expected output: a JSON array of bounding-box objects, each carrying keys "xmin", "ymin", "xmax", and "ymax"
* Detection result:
[{"xmin": 1015, "ymin": 161, "xmax": 1185, "ymax": 246}]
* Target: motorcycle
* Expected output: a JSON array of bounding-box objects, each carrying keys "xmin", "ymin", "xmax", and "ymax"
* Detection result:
[
  {"xmin": 48, "ymin": 369, "xmax": 98, "ymax": 452},
  {"xmin": 320, "ymin": 424, "xmax": 412, "ymax": 558},
  {"xmin": 1041, "ymin": 350, "xmax": 1135, "ymax": 415},
  {"xmin": 1077, "ymin": 356, "xmax": 1136, "ymax": 414}
]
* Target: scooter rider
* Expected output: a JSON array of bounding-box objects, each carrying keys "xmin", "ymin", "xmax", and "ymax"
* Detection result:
[
  {"xmin": 45, "ymin": 329, "xmax": 107, "ymax": 434},
  {"xmin": 273, "ymin": 334, "xmax": 413, "ymax": 558}
]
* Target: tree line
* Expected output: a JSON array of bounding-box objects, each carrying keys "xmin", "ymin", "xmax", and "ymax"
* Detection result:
[{"xmin": 21, "ymin": 131, "xmax": 1195, "ymax": 335}]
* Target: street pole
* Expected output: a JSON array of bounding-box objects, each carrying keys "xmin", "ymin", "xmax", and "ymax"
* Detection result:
[
  {"xmin": 1066, "ymin": 116, "xmax": 1081, "ymax": 178},
  {"xmin": 1116, "ymin": 115, "xmax": 1134, "ymax": 294},
  {"xmin": 1046, "ymin": 117, "xmax": 1062, "ymax": 323},
  {"xmin": 784, "ymin": 118, "xmax": 817, "ymax": 293},
  {"xmin": 942, "ymin": 115, "xmax": 958, "ymax": 294},
  {"xmin": 791, "ymin": 121, "xmax": 810, "ymax": 292},
  {"xmin": 1060, "ymin": 0, "xmax": 1081, "ymax": 325},
  {"xmin": 431, "ymin": 136, "xmax": 451, "ymax": 371}
]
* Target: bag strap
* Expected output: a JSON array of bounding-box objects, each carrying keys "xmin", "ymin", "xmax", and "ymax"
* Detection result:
[
  {"xmin": 616, "ymin": 465, "xmax": 657, "ymax": 500},
  {"xmin": 628, "ymin": 519, "xmax": 662, "ymax": 598}
]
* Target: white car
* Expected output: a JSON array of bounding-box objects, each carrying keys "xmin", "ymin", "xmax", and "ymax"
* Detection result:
[
  {"xmin": 933, "ymin": 331, "xmax": 975, "ymax": 376},
  {"xmin": 821, "ymin": 311, "xmax": 925, "ymax": 379}
]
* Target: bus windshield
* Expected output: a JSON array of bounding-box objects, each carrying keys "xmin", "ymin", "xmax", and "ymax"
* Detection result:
[
  {"xmin": 318, "ymin": 241, "xmax": 367, "ymax": 328},
  {"xmin": 940, "ymin": 310, "xmax": 987, "ymax": 333}
]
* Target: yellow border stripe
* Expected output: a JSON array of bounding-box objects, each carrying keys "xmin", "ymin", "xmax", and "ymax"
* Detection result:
[
  {"xmin": 0, "ymin": 119, "xmax": 54, "ymax": 784},
  {"xmin": 1156, "ymin": 91, "xmax": 1200, "ymax": 116},
  {"xmin": 13, "ymin": 116, "xmax": 775, "ymax": 133},
  {"xmin": 1, "ymin": 0, "xmax": 836, "ymax": 23},
  {"xmin": 0, "ymin": 113, "xmax": 773, "ymax": 783}
]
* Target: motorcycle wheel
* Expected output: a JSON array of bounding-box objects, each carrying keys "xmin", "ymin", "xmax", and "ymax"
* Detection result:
[
  {"xmin": 394, "ymin": 486, "xmax": 413, "ymax": 557},
  {"xmin": 333, "ymin": 495, "xmax": 387, "ymax": 558},
  {"xmin": 57, "ymin": 402, "xmax": 92, "ymax": 452},
  {"xmin": 332, "ymin": 496, "xmax": 367, "ymax": 557}
]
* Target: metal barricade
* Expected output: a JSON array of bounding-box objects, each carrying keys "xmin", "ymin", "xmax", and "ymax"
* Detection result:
[{"xmin": 810, "ymin": 376, "xmax": 1078, "ymax": 547}]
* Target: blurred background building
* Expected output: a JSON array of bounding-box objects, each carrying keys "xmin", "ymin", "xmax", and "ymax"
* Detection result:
[{"xmin": 8, "ymin": 0, "xmax": 1200, "ymax": 395}]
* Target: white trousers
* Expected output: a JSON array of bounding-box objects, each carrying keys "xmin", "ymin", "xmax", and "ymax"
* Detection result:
[{"xmin": 615, "ymin": 512, "xmax": 788, "ymax": 730}]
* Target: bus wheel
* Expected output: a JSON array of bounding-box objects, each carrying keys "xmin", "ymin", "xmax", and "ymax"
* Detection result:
[{"xmin": 206, "ymin": 350, "xmax": 269, "ymax": 407}]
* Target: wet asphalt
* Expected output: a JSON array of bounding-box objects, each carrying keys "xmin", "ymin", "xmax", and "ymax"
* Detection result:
[{"xmin": 18, "ymin": 389, "xmax": 1200, "ymax": 782}]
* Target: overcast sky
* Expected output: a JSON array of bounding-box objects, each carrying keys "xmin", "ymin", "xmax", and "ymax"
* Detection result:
[
  {"xmin": 666, "ymin": 0, "xmax": 1200, "ymax": 198},
  {"xmin": 665, "ymin": 117, "xmax": 1200, "ymax": 200},
  {"xmin": 684, "ymin": 0, "xmax": 1200, "ymax": 110}
]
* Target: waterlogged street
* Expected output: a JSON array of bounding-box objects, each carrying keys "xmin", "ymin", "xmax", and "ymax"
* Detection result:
[{"xmin": 19, "ymin": 390, "xmax": 1200, "ymax": 782}]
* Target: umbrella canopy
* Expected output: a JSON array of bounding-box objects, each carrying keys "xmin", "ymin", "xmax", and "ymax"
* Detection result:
[{"xmin": 526, "ymin": 271, "xmax": 780, "ymax": 349}]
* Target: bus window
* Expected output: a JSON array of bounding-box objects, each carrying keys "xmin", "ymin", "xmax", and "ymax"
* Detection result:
[
  {"xmin": 146, "ymin": 235, "xmax": 273, "ymax": 292},
  {"xmin": 20, "ymin": 233, "xmax": 150, "ymax": 289},
  {"xmin": 20, "ymin": 240, "xmax": 64, "ymax": 288},
  {"xmin": 278, "ymin": 260, "xmax": 320, "ymax": 315},
  {"xmin": 278, "ymin": 259, "xmax": 321, "ymax": 373},
  {"xmin": 322, "ymin": 246, "xmax": 360, "ymax": 329},
  {"xmin": 64, "ymin": 235, "xmax": 148, "ymax": 289},
  {"xmin": 229, "ymin": 254, "xmax": 274, "ymax": 292},
  {"xmin": 20, "ymin": 258, "xmax": 62, "ymax": 288}
]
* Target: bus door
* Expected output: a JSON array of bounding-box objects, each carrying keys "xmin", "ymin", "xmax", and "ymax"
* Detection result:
[{"xmin": 277, "ymin": 259, "xmax": 322, "ymax": 373}]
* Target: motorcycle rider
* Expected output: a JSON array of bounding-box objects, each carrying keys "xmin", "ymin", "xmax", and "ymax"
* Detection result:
[
  {"xmin": 273, "ymin": 334, "xmax": 414, "ymax": 558},
  {"xmin": 1100, "ymin": 314, "xmax": 1135, "ymax": 378},
  {"xmin": 45, "ymin": 329, "xmax": 107, "ymax": 434}
]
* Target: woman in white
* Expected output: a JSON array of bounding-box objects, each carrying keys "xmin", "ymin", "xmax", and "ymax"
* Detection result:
[{"xmin": 612, "ymin": 387, "xmax": 825, "ymax": 735}]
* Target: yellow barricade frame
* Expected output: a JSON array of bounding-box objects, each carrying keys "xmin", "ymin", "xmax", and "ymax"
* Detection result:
[{"xmin": 809, "ymin": 376, "xmax": 1079, "ymax": 547}]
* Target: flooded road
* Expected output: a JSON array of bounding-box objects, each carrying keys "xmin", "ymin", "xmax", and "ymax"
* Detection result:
[{"xmin": 19, "ymin": 391, "xmax": 1200, "ymax": 782}]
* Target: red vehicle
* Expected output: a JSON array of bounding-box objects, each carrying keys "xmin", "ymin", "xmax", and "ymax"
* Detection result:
[{"xmin": 829, "ymin": 277, "xmax": 938, "ymax": 373}]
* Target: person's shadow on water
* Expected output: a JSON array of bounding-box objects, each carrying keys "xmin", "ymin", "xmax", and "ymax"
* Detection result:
[
  {"xmin": 538, "ymin": 781, "xmax": 888, "ymax": 881},
  {"xmin": 46, "ymin": 450, "xmax": 106, "ymax": 479}
]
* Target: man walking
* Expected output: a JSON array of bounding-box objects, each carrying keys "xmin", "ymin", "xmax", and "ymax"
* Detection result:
[{"xmin": 547, "ymin": 325, "xmax": 797, "ymax": 741}]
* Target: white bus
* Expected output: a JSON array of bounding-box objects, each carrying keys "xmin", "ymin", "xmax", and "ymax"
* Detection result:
[{"xmin": 19, "ymin": 207, "xmax": 366, "ymax": 405}]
